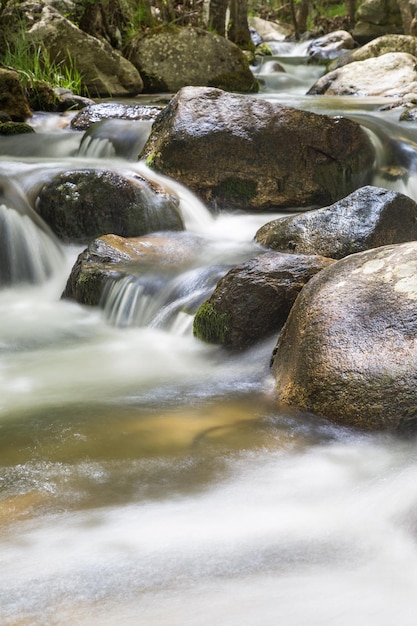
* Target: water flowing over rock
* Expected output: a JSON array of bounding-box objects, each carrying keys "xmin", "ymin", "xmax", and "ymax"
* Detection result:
[
  {"xmin": 36, "ymin": 169, "xmax": 184, "ymax": 244},
  {"xmin": 256, "ymin": 186, "xmax": 417, "ymax": 259},
  {"xmin": 141, "ymin": 87, "xmax": 375, "ymax": 211},
  {"xmin": 0, "ymin": 69, "xmax": 32, "ymax": 121},
  {"xmin": 308, "ymin": 52, "xmax": 417, "ymax": 98},
  {"xmin": 307, "ymin": 30, "xmax": 356, "ymax": 62},
  {"xmin": 27, "ymin": 5, "xmax": 143, "ymax": 97},
  {"xmin": 193, "ymin": 252, "xmax": 335, "ymax": 350},
  {"xmin": 271, "ymin": 241, "xmax": 417, "ymax": 431},
  {"xmin": 71, "ymin": 102, "xmax": 164, "ymax": 131},
  {"xmin": 63, "ymin": 232, "xmax": 204, "ymax": 306},
  {"xmin": 126, "ymin": 26, "xmax": 257, "ymax": 94}
]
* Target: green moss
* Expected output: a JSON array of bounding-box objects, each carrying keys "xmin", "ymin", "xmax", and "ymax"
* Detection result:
[
  {"xmin": 214, "ymin": 176, "xmax": 258, "ymax": 206},
  {"xmin": 193, "ymin": 300, "xmax": 230, "ymax": 345},
  {"xmin": 255, "ymin": 43, "xmax": 273, "ymax": 56},
  {"xmin": 77, "ymin": 269, "xmax": 107, "ymax": 306},
  {"xmin": 0, "ymin": 121, "xmax": 35, "ymax": 135}
]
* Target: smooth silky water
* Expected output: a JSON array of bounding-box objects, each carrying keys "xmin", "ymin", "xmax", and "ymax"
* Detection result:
[{"xmin": 2, "ymin": 44, "xmax": 417, "ymax": 625}]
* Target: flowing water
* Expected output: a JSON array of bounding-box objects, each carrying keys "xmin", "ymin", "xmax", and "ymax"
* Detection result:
[{"xmin": 2, "ymin": 43, "xmax": 417, "ymax": 625}]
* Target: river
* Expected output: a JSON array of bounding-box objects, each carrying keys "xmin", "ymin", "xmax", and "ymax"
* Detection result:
[{"xmin": 2, "ymin": 43, "xmax": 417, "ymax": 625}]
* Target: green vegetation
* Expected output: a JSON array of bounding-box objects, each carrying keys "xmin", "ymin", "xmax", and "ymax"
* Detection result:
[
  {"xmin": 0, "ymin": 121, "xmax": 35, "ymax": 135},
  {"xmin": 193, "ymin": 300, "xmax": 231, "ymax": 345},
  {"xmin": 0, "ymin": 24, "xmax": 84, "ymax": 94}
]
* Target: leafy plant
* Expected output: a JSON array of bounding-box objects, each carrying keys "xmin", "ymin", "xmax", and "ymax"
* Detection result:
[{"xmin": 0, "ymin": 24, "xmax": 84, "ymax": 94}]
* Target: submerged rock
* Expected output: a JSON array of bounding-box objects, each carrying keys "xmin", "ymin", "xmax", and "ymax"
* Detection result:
[
  {"xmin": 36, "ymin": 169, "xmax": 184, "ymax": 244},
  {"xmin": 126, "ymin": 26, "xmax": 257, "ymax": 94},
  {"xmin": 193, "ymin": 252, "xmax": 334, "ymax": 350},
  {"xmin": 271, "ymin": 241, "xmax": 417, "ymax": 431},
  {"xmin": 256, "ymin": 186, "xmax": 417, "ymax": 259},
  {"xmin": 141, "ymin": 86, "xmax": 374, "ymax": 211}
]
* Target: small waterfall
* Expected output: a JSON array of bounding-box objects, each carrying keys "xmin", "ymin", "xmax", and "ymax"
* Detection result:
[
  {"xmin": 78, "ymin": 119, "xmax": 154, "ymax": 160},
  {"xmin": 0, "ymin": 176, "xmax": 64, "ymax": 287},
  {"xmin": 101, "ymin": 265, "xmax": 228, "ymax": 334},
  {"xmin": 0, "ymin": 204, "xmax": 64, "ymax": 286}
]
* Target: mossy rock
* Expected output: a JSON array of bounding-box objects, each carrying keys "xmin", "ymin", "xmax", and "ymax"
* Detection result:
[
  {"xmin": 26, "ymin": 81, "xmax": 63, "ymax": 112},
  {"xmin": 0, "ymin": 122, "xmax": 35, "ymax": 135},
  {"xmin": 193, "ymin": 300, "xmax": 231, "ymax": 345}
]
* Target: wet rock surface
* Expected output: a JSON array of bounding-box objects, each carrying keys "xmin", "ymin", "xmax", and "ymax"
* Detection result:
[
  {"xmin": 256, "ymin": 186, "xmax": 417, "ymax": 259},
  {"xmin": 271, "ymin": 241, "xmax": 417, "ymax": 431},
  {"xmin": 193, "ymin": 252, "xmax": 334, "ymax": 350},
  {"xmin": 36, "ymin": 169, "xmax": 184, "ymax": 243},
  {"xmin": 141, "ymin": 86, "xmax": 375, "ymax": 211}
]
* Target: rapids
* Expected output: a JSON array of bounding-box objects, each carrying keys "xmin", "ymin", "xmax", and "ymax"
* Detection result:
[{"xmin": 2, "ymin": 42, "xmax": 417, "ymax": 625}]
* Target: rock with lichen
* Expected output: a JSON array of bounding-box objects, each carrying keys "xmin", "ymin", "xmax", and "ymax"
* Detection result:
[
  {"xmin": 271, "ymin": 241, "xmax": 417, "ymax": 431},
  {"xmin": 126, "ymin": 26, "xmax": 257, "ymax": 94}
]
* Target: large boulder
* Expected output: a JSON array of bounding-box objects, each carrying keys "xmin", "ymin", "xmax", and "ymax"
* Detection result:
[
  {"xmin": 36, "ymin": 169, "xmax": 184, "ymax": 243},
  {"xmin": 27, "ymin": 5, "xmax": 143, "ymax": 97},
  {"xmin": 140, "ymin": 87, "xmax": 374, "ymax": 211},
  {"xmin": 256, "ymin": 186, "xmax": 417, "ymax": 259},
  {"xmin": 308, "ymin": 52, "xmax": 417, "ymax": 98},
  {"xmin": 352, "ymin": 0, "xmax": 403, "ymax": 43},
  {"xmin": 271, "ymin": 241, "xmax": 417, "ymax": 431},
  {"xmin": 0, "ymin": 69, "xmax": 32, "ymax": 121},
  {"xmin": 126, "ymin": 26, "xmax": 257, "ymax": 94},
  {"xmin": 193, "ymin": 252, "xmax": 335, "ymax": 350}
]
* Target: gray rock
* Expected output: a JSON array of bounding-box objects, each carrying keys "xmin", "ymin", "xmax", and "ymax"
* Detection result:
[
  {"xmin": 271, "ymin": 241, "xmax": 417, "ymax": 431},
  {"xmin": 256, "ymin": 186, "xmax": 417, "ymax": 259},
  {"xmin": 307, "ymin": 30, "xmax": 356, "ymax": 62},
  {"xmin": 328, "ymin": 34, "xmax": 417, "ymax": 70},
  {"xmin": 126, "ymin": 26, "xmax": 257, "ymax": 93},
  {"xmin": 36, "ymin": 169, "xmax": 184, "ymax": 243},
  {"xmin": 27, "ymin": 5, "xmax": 143, "ymax": 97},
  {"xmin": 141, "ymin": 86, "xmax": 374, "ymax": 211},
  {"xmin": 352, "ymin": 0, "xmax": 403, "ymax": 43},
  {"xmin": 308, "ymin": 52, "xmax": 417, "ymax": 98},
  {"xmin": 193, "ymin": 252, "xmax": 335, "ymax": 350}
]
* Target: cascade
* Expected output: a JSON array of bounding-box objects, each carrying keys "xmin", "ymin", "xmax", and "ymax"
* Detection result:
[{"xmin": 2, "ymin": 42, "xmax": 417, "ymax": 626}]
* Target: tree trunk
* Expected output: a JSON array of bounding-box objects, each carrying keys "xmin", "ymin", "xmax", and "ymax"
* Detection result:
[
  {"xmin": 346, "ymin": 0, "xmax": 355, "ymax": 25},
  {"xmin": 289, "ymin": 0, "xmax": 300, "ymax": 39},
  {"xmin": 227, "ymin": 0, "xmax": 251, "ymax": 47},
  {"xmin": 208, "ymin": 0, "xmax": 229, "ymax": 36},
  {"xmin": 296, "ymin": 0, "xmax": 310, "ymax": 35},
  {"xmin": 397, "ymin": 0, "xmax": 414, "ymax": 34}
]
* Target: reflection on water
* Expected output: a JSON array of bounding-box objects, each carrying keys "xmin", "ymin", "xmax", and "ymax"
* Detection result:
[{"xmin": 2, "ymin": 44, "xmax": 417, "ymax": 625}]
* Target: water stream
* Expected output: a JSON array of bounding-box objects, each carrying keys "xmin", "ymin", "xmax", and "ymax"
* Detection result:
[{"xmin": 2, "ymin": 44, "xmax": 417, "ymax": 625}]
